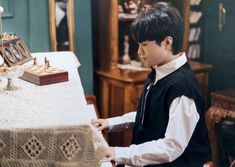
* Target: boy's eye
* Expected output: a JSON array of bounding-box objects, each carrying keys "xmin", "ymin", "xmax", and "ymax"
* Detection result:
[{"xmin": 142, "ymin": 42, "xmax": 148, "ymax": 46}]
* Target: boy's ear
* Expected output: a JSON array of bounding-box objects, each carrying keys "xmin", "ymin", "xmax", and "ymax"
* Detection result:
[{"xmin": 162, "ymin": 36, "xmax": 173, "ymax": 51}]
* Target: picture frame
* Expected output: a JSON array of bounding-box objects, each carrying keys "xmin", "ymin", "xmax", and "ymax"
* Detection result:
[
  {"xmin": 48, "ymin": 0, "xmax": 75, "ymax": 53},
  {"xmin": 1, "ymin": 0, "xmax": 14, "ymax": 18}
]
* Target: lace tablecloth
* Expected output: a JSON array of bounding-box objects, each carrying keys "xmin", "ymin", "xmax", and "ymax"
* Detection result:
[{"xmin": 0, "ymin": 51, "xmax": 111, "ymax": 167}]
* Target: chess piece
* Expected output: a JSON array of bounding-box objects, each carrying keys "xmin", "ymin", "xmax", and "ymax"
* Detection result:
[
  {"xmin": 47, "ymin": 60, "xmax": 51, "ymax": 68},
  {"xmin": 45, "ymin": 60, "xmax": 50, "ymax": 69},
  {"xmin": 33, "ymin": 57, "xmax": 37, "ymax": 66},
  {"xmin": 122, "ymin": 35, "xmax": 131, "ymax": 64},
  {"xmin": 44, "ymin": 57, "xmax": 49, "ymax": 69},
  {"xmin": 45, "ymin": 61, "xmax": 48, "ymax": 69},
  {"xmin": 44, "ymin": 57, "xmax": 48, "ymax": 65}
]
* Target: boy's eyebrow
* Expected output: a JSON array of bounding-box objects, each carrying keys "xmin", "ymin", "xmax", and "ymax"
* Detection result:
[
  {"xmin": 139, "ymin": 41, "xmax": 148, "ymax": 44},
  {"xmin": 139, "ymin": 42, "xmax": 149, "ymax": 47},
  {"xmin": 139, "ymin": 42, "xmax": 147, "ymax": 45}
]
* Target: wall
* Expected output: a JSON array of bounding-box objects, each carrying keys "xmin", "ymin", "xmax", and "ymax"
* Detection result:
[
  {"xmin": 203, "ymin": 0, "xmax": 235, "ymax": 93},
  {"xmin": 74, "ymin": 0, "xmax": 93, "ymax": 93},
  {"xmin": 2, "ymin": 0, "xmax": 50, "ymax": 52},
  {"xmin": 2, "ymin": 0, "xmax": 94, "ymax": 93}
]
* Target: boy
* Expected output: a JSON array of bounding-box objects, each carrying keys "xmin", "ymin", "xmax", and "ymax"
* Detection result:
[{"xmin": 91, "ymin": 2, "xmax": 211, "ymax": 167}]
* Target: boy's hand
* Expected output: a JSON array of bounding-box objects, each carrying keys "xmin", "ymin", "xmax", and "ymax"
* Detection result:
[
  {"xmin": 90, "ymin": 119, "xmax": 109, "ymax": 131},
  {"xmin": 103, "ymin": 147, "xmax": 115, "ymax": 162}
]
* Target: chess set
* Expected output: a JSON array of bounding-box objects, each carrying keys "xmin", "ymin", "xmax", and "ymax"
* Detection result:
[
  {"xmin": 0, "ymin": 34, "xmax": 68, "ymax": 86},
  {"xmin": 20, "ymin": 57, "xmax": 69, "ymax": 86}
]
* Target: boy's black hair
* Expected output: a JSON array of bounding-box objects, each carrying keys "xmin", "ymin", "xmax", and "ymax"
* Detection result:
[{"xmin": 131, "ymin": 2, "xmax": 184, "ymax": 54}]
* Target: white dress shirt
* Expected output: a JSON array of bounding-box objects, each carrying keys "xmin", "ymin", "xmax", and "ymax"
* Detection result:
[{"xmin": 107, "ymin": 53, "xmax": 200, "ymax": 167}]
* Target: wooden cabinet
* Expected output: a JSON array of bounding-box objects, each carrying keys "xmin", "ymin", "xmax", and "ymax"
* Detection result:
[
  {"xmin": 96, "ymin": 69, "xmax": 147, "ymax": 146},
  {"xmin": 92, "ymin": 0, "xmax": 212, "ymax": 146},
  {"xmin": 92, "ymin": 0, "xmax": 190, "ymax": 72}
]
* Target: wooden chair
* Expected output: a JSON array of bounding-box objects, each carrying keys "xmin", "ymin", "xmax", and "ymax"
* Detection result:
[
  {"xmin": 206, "ymin": 90, "xmax": 235, "ymax": 167},
  {"xmin": 85, "ymin": 94, "xmax": 100, "ymax": 118}
]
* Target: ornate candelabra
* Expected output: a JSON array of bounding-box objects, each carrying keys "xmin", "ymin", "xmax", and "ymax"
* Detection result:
[{"xmin": 0, "ymin": 5, "xmax": 4, "ymax": 67}]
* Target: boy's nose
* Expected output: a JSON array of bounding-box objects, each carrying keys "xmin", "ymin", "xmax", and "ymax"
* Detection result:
[{"xmin": 137, "ymin": 45, "xmax": 144, "ymax": 57}]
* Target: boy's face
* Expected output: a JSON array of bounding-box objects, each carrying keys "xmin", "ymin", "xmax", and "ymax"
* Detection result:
[{"xmin": 138, "ymin": 40, "xmax": 172, "ymax": 67}]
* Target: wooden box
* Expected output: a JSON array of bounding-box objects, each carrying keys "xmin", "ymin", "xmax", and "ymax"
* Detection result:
[{"xmin": 20, "ymin": 65, "xmax": 68, "ymax": 85}]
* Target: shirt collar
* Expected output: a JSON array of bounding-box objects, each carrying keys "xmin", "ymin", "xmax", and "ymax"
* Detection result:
[{"xmin": 154, "ymin": 52, "xmax": 187, "ymax": 84}]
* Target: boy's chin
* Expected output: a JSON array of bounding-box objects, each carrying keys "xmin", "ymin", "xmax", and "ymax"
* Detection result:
[{"xmin": 140, "ymin": 60, "xmax": 149, "ymax": 68}]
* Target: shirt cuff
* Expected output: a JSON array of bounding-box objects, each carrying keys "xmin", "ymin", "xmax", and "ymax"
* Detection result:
[
  {"xmin": 115, "ymin": 147, "xmax": 132, "ymax": 165},
  {"xmin": 107, "ymin": 116, "xmax": 123, "ymax": 127}
]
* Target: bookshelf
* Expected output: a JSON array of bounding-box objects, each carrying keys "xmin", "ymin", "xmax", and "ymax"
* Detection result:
[{"xmin": 187, "ymin": 0, "xmax": 203, "ymax": 60}]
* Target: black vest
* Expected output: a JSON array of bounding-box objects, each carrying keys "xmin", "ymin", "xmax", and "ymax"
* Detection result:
[{"xmin": 131, "ymin": 63, "xmax": 211, "ymax": 167}]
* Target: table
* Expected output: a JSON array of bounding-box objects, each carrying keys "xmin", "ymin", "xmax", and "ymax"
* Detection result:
[{"xmin": 0, "ymin": 51, "xmax": 111, "ymax": 167}]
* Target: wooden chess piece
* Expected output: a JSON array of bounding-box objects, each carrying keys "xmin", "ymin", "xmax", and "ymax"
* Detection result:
[
  {"xmin": 44, "ymin": 57, "xmax": 48, "ymax": 65},
  {"xmin": 122, "ymin": 35, "xmax": 131, "ymax": 64},
  {"xmin": 47, "ymin": 60, "xmax": 51, "ymax": 68},
  {"xmin": 44, "ymin": 57, "xmax": 49, "ymax": 69},
  {"xmin": 45, "ymin": 61, "xmax": 48, "ymax": 69},
  {"xmin": 33, "ymin": 57, "xmax": 37, "ymax": 66}
]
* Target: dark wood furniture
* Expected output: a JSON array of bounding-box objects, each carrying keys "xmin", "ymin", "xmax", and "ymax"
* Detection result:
[
  {"xmin": 20, "ymin": 65, "xmax": 68, "ymax": 86},
  {"xmin": 85, "ymin": 94, "xmax": 100, "ymax": 118},
  {"xmin": 206, "ymin": 89, "xmax": 235, "ymax": 167},
  {"xmin": 92, "ymin": 0, "xmax": 190, "ymax": 72}
]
